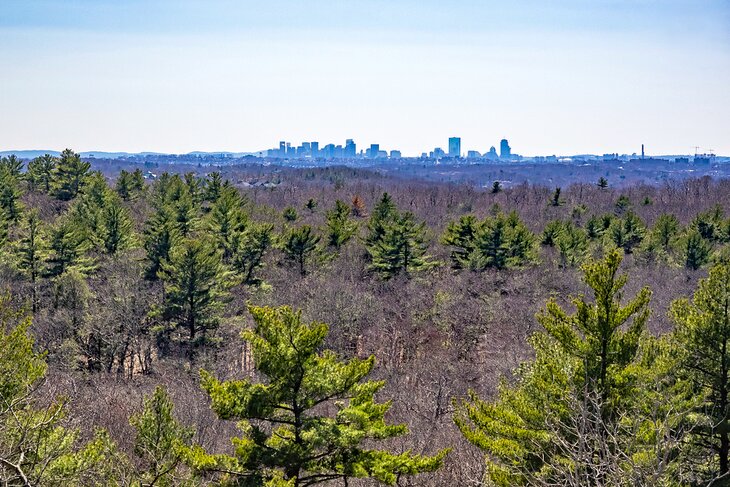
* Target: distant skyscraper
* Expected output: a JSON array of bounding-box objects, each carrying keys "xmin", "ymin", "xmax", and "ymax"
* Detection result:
[
  {"xmin": 311, "ymin": 141, "xmax": 319, "ymax": 158},
  {"xmin": 500, "ymin": 139, "xmax": 511, "ymax": 159},
  {"xmin": 345, "ymin": 139, "xmax": 356, "ymax": 158},
  {"xmin": 448, "ymin": 137, "xmax": 461, "ymax": 158},
  {"xmin": 368, "ymin": 144, "xmax": 380, "ymax": 158}
]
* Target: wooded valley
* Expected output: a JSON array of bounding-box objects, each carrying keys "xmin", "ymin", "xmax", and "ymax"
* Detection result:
[{"xmin": 2, "ymin": 150, "xmax": 730, "ymax": 485}]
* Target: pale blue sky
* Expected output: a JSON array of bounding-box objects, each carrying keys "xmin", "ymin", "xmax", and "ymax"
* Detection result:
[{"xmin": 1, "ymin": 0, "xmax": 728, "ymax": 156}]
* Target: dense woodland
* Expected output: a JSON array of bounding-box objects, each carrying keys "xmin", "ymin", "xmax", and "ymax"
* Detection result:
[{"xmin": 3, "ymin": 150, "xmax": 730, "ymax": 485}]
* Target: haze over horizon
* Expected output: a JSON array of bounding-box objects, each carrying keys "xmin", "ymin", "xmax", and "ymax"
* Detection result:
[{"xmin": 1, "ymin": 0, "xmax": 729, "ymax": 157}]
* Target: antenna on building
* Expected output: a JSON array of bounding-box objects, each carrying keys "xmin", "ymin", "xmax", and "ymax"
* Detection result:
[{"xmin": 693, "ymin": 146, "xmax": 700, "ymax": 156}]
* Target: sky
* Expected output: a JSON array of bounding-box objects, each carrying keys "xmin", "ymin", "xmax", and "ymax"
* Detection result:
[{"xmin": 1, "ymin": 0, "xmax": 729, "ymax": 156}]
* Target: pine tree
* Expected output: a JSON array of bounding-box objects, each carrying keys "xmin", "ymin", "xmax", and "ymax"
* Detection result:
[
  {"xmin": 0, "ymin": 165, "xmax": 22, "ymax": 224},
  {"xmin": 0, "ymin": 154, "xmax": 23, "ymax": 179},
  {"xmin": 492, "ymin": 180, "xmax": 502, "ymax": 193},
  {"xmin": 208, "ymin": 184, "xmax": 248, "ymax": 261},
  {"xmin": 143, "ymin": 204, "xmax": 180, "ymax": 280},
  {"xmin": 365, "ymin": 192, "xmax": 397, "ymax": 249},
  {"xmin": 47, "ymin": 217, "xmax": 94, "ymax": 276},
  {"xmin": 471, "ymin": 212, "xmax": 535, "ymax": 270},
  {"xmin": 14, "ymin": 209, "xmax": 48, "ymax": 311},
  {"xmin": 115, "ymin": 169, "xmax": 134, "ymax": 200},
  {"xmin": 455, "ymin": 251, "xmax": 652, "ymax": 485},
  {"xmin": 203, "ymin": 171, "xmax": 223, "ymax": 203},
  {"xmin": 100, "ymin": 194, "xmax": 134, "ymax": 255},
  {"xmin": 597, "ymin": 176, "xmax": 608, "ymax": 189},
  {"xmin": 130, "ymin": 168, "xmax": 146, "ymax": 193},
  {"xmin": 368, "ymin": 211, "xmax": 433, "ymax": 279},
  {"xmin": 653, "ymin": 213, "xmax": 680, "ymax": 251},
  {"xmin": 282, "ymin": 206, "xmax": 298, "ymax": 222},
  {"xmin": 550, "ymin": 187, "xmax": 562, "ymax": 206},
  {"xmin": 130, "ymin": 386, "xmax": 195, "ymax": 486},
  {"xmin": 0, "ymin": 293, "xmax": 121, "ymax": 485},
  {"xmin": 191, "ymin": 305, "xmax": 448, "ymax": 486},
  {"xmin": 442, "ymin": 214, "xmax": 478, "ymax": 268},
  {"xmin": 305, "ymin": 198, "xmax": 318, "ymax": 213},
  {"xmin": 682, "ymin": 227, "xmax": 711, "ymax": 270},
  {"xmin": 232, "ymin": 222, "xmax": 274, "ymax": 286},
  {"xmin": 52, "ymin": 148, "xmax": 91, "ymax": 201},
  {"xmin": 282, "ymin": 225, "xmax": 320, "ymax": 276},
  {"xmin": 672, "ymin": 262, "xmax": 730, "ymax": 481},
  {"xmin": 541, "ymin": 219, "xmax": 565, "ymax": 247},
  {"xmin": 555, "ymin": 221, "xmax": 588, "ymax": 267},
  {"xmin": 610, "ymin": 210, "xmax": 645, "ymax": 254},
  {"xmin": 26, "ymin": 154, "xmax": 57, "ymax": 193},
  {"xmin": 158, "ymin": 238, "xmax": 234, "ymax": 356},
  {"xmin": 325, "ymin": 200, "xmax": 358, "ymax": 249}
]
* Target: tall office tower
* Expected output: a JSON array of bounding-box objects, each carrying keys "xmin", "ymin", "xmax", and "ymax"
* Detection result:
[
  {"xmin": 500, "ymin": 139, "xmax": 511, "ymax": 159},
  {"xmin": 448, "ymin": 137, "xmax": 461, "ymax": 158},
  {"xmin": 641, "ymin": 144, "xmax": 645, "ymax": 159},
  {"xmin": 345, "ymin": 139, "xmax": 356, "ymax": 158},
  {"xmin": 279, "ymin": 141, "xmax": 286, "ymax": 158},
  {"xmin": 311, "ymin": 141, "xmax": 319, "ymax": 158},
  {"xmin": 368, "ymin": 144, "xmax": 380, "ymax": 158},
  {"xmin": 302, "ymin": 142, "xmax": 311, "ymax": 157}
]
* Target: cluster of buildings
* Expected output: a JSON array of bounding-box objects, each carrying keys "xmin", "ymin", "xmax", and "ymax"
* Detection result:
[{"xmin": 265, "ymin": 137, "xmax": 516, "ymax": 161}]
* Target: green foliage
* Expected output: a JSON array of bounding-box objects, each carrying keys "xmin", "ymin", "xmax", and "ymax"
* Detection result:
[
  {"xmin": 692, "ymin": 205, "xmax": 726, "ymax": 243},
  {"xmin": 305, "ymin": 198, "xmax": 318, "ymax": 213},
  {"xmin": 491, "ymin": 180, "xmax": 502, "ymax": 193},
  {"xmin": 541, "ymin": 219, "xmax": 564, "ymax": 247},
  {"xmin": 0, "ymin": 159, "xmax": 23, "ymax": 224},
  {"xmin": 0, "ymin": 294, "xmax": 121, "ymax": 485},
  {"xmin": 282, "ymin": 225, "xmax": 320, "ymax": 276},
  {"xmin": 100, "ymin": 194, "xmax": 135, "ymax": 255},
  {"xmin": 671, "ymin": 262, "xmax": 730, "ymax": 481},
  {"xmin": 441, "ymin": 215, "xmax": 478, "ymax": 268},
  {"xmin": 193, "ymin": 305, "xmax": 448, "ymax": 486},
  {"xmin": 282, "ymin": 206, "xmax": 298, "ymax": 222},
  {"xmin": 130, "ymin": 386, "xmax": 195, "ymax": 486},
  {"xmin": 203, "ymin": 172, "xmax": 223, "ymax": 203},
  {"xmin": 208, "ymin": 184, "xmax": 248, "ymax": 261},
  {"xmin": 368, "ymin": 211, "xmax": 434, "ymax": 279},
  {"xmin": 158, "ymin": 237, "xmax": 234, "ymax": 355},
  {"xmin": 325, "ymin": 200, "xmax": 358, "ymax": 249},
  {"xmin": 232, "ymin": 222, "xmax": 274, "ymax": 286},
  {"xmin": 681, "ymin": 228, "xmax": 711, "ymax": 270},
  {"xmin": 14, "ymin": 209, "xmax": 48, "ymax": 310},
  {"xmin": 455, "ymin": 251, "xmax": 654, "ymax": 485},
  {"xmin": 555, "ymin": 221, "xmax": 588, "ymax": 267},
  {"xmin": 610, "ymin": 211, "xmax": 645, "ymax": 254},
  {"xmin": 143, "ymin": 204, "xmax": 181, "ymax": 280},
  {"xmin": 550, "ymin": 187, "xmax": 562, "ymax": 206},
  {"xmin": 26, "ymin": 154, "xmax": 57, "ymax": 193},
  {"xmin": 614, "ymin": 194, "xmax": 631, "ymax": 214},
  {"xmin": 52, "ymin": 149, "xmax": 91, "ymax": 201},
  {"xmin": 115, "ymin": 169, "xmax": 135, "ymax": 200},
  {"xmin": 597, "ymin": 176, "xmax": 608, "ymax": 188},
  {"xmin": 365, "ymin": 192, "xmax": 398, "ymax": 250},
  {"xmin": 47, "ymin": 216, "xmax": 95, "ymax": 277}
]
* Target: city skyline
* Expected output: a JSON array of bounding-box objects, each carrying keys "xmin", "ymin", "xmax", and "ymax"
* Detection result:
[{"xmin": 1, "ymin": 1, "xmax": 729, "ymax": 155}]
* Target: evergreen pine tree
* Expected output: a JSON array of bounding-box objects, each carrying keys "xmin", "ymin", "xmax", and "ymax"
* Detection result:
[
  {"xmin": 26, "ymin": 154, "xmax": 57, "ymax": 193},
  {"xmin": 143, "ymin": 204, "xmax": 180, "ymax": 280},
  {"xmin": 609, "ymin": 210, "xmax": 645, "ymax": 253},
  {"xmin": 232, "ymin": 222, "xmax": 274, "ymax": 286},
  {"xmin": 130, "ymin": 386, "xmax": 195, "ymax": 486},
  {"xmin": 100, "ymin": 194, "xmax": 134, "ymax": 255},
  {"xmin": 0, "ymin": 163, "xmax": 23, "ymax": 224},
  {"xmin": 52, "ymin": 148, "xmax": 91, "ymax": 201},
  {"xmin": 203, "ymin": 171, "xmax": 223, "ymax": 203},
  {"xmin": 365, "ymin": 192, "xmax": 397, "ymax": 249},
  {"xmin": 455, "ymin": 251, "xmax": 652, "ymax": 486},
  {"xmin": 550, "ymin": 187, "xmax": 562, "ymax": 206},
  {"xmin": 158, "ymin": 237, "xmax": 234, "ymax": 356},
  {"xmin": 442, "ymin": 214, "xmax": 478, "ymax": 268},
  {"xmin": 597, "ymin": 176, "xmax": 608, "ymax": 189},
  {"xmin": 672, "ymin": 262, "xmax": 730, "ymax": 481},
  {"xmin": 14, "ymin": 209, "xmax": 48, "ymax": 311},
  {"xmin": 682, "ymin": 228, "xmax": 711, "ymax": 270},
  {"xmin": 47, "ymin": 217, "xmax": 94, "ymax": 276},
  {"xmin": 208, "ymin": 185, "xmax": 248, "ymax": 261},
  {"xmin": 555, "ymin": 221, "xmax": 588, "ymax": 267},
  {"xmin": 282, "ymin": 225, "xmax": 320, "ymax": 276},
  {"xmin": 115, "ymin": 169, "xmax": 134, "ymax": 200},
  {"xmin": 0, "ymin": 294, "xmax": 121, "ymax": 484},
  {"xmin": 325, "ymin": 200, "xmax": 358, "ymax": 249},
  {"xmin": 368, "ymin": 211, "xmax": 433, "ymax": 279},
  {"xmin": 191, "ymin": 305, "xmax": 448, "ymax": 486}
]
